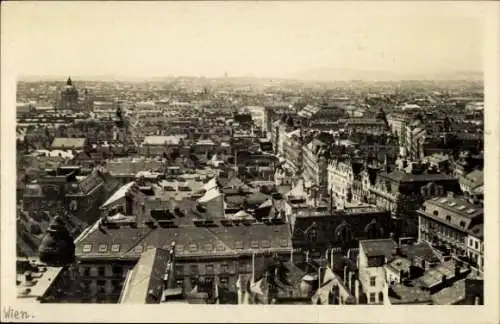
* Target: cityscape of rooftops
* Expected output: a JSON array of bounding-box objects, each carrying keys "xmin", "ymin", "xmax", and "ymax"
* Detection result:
[{"xmin": 9, "ymin": 1, "xmax": 487, "ymax": 308}]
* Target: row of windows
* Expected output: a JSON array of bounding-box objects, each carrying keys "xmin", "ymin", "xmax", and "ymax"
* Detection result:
[
  {"xmin": 468, "ymin": 238, "xmax": 480, "ymax": 250},
  {"xmin": 369, "ymin": 292, "xmax": 384, "ymax": 303},
  {"xmin": 84, "ymin": 238, "xmax": 290, "ymax": 255},
  {"xmin": 80, "ymin": 265, "xmax": 123, "ymax": 277}
]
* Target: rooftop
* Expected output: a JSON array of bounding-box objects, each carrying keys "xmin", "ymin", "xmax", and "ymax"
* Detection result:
[
  {"xmin": 360, "ymin": 238, "xmax": 397, "ymax": 259},
  {"xmin": 119, "ymin": 248, "xmax": 170, "ymax": 304}
]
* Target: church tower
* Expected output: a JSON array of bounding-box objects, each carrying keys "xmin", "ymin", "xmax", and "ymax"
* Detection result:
[{"xmin": 59, "ymin": 77, "xmax": 79, "ymax": 110}]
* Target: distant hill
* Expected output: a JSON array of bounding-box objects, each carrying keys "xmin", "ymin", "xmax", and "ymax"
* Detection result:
[{"xmin": 287, "ymin": 67, "xmax": 483, "ymax": 82}]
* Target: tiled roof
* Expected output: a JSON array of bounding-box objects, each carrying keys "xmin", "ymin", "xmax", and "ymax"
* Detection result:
[
  {"xmin": 399, "ymin": 242, "xmax": 440, "ymax": 264},
  {"xmin": 360, "ymin": 239, "xmax": 397, "ymax": 259},
  {"xmin": 421, "ymin": 196, "xmax": 483, "ymax": 231},
  {"xmin": 119, "ymin": 248, "xmax": 170, "ymax": 304},
  {"xmin": 75, "ymin": 222, "xmax": 291, "ymax": 260}
]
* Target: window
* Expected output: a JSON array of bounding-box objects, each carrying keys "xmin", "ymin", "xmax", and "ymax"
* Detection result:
[
  {"xmin": 190, "ymin": 265, "xmax": 198, "ymax": 274},
  {"xmin": 475, "ymin": 241, "xmax": 479, "ymax": 250},
  {"xmin": 250, "ymin": 241, "xmax": 259, "ymax": 248},
  {"xmin": 111, "ymin": 280, "xmax": 122, "ymax": 293},
  {"xmin": 98, "ymin": 266, "xmax": 106, "ymax": 277},
  {"xmin": 111, "ymin": 244, "xmax": 120, "ymax": 253},
  {"xmin": 446, "ymin": 215, "xmax": 451, "ymax": 222},
  {"xmin": 280, "ymin": 239, "xmax": 289, "ymax": 247},
  {"xmin": 261, "ymin": 240, "xmax": 271, "ymax": 248},
  {"xmin": 189, "ymin": 244, "xmax": 198, "ymax": 252},
  {"xmin": 459, "ymin": 221, "xmax": 466, "ymax": 228},
  {"xmin": 235, "ymin": 241, "xmax": 244, "ymax": 249},
  {"xmin": 370, "ymin": 276, "xmax": 376, "ymax": 287},
  {"xmin": 134, "ymin": 245, "xmax": 143, "ymax": 253},
  {"xmin": 175, "ymin": 264, "xmax": 184, "ymax": 274},
  {"xmin": 216, "ymin": 244, "xmax": 225, "ymax": 251},
  {"xmin": 433, "ymin": 210, "xmax": 439, "ymax": 217},
  {"xmin": 205, "ymin": 264, "xmax": 214, "ymax": 273},
  {"xmin": 112, "ymin": 266, "xmax": 123, "ymax": 277},
  {"xmin": 82, "ymin": 267, "xmax": 90, "ymax": 277},
  {"xmin": 176, "ymin": 279, "xmax": 184, "ymax": 288},
  {"xmin": 220, "ymin": 277, "xmax": 229, "ymax": 286},
  {"xmin": 469, "ymin": 239, "xmax": 473, "ymax": 247},
  {"xmin": 369, "ymin": 293, "xmax": 376, "ymax": 303},
  {"xmin": 83, "ymin": 244, "xmax": 92, "ymax": 253},
  {"xmin": 204, "ymin": 243, "xmax": 213, "ymax": 251},
  {"xmin": 220, "ymin": 263, "xmax": 229, "ymax": 274},
  {"xmin": 176, "ymin": 245, "xmax": 184, "ymax": 253},
  {"xmin": 379, "ymin": 292, "xmax": 384, "ymax": 303},
  {"xmin": 98, "ymin": 244, "xmax": 108, "ymax": 253}
]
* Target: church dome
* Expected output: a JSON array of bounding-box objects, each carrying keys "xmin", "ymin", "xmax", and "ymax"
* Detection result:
[
  {"xmin": 61, "ymin": 77, "xmax": 78, "ymax": 95},
  {"xmin": 38, "ymin": 215, "xmax": 75, "ymax": 266}
]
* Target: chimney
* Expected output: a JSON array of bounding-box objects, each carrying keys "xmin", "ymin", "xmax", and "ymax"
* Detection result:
[{"xmin": 24, "ymin": 271, "xmax": 33, "ymax": 282}]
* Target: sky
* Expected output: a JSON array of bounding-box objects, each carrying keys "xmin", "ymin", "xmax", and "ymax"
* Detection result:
[{"xmin": 1, "ymin": 1, "xmax": 490, "ymax": 80}]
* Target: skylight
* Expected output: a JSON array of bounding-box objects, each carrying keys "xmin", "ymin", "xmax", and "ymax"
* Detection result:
[
  {"xmin": 439, "ymin": 198, "xmax": 448, "ymax": 203},
  {"xmin": 448, "ymin": 202, "xmax": 457, "ymax": 207},
  {"xmin": 457, "ymin": 206, "xmax": 466, "ymax": 211}
]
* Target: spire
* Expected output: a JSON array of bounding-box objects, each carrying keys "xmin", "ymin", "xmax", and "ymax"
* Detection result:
[{"xmin": 67, "ymin": 77, "xmax": 72, "ymax": 86}]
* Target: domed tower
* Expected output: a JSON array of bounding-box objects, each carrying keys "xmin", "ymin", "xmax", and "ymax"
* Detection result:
[
  {"xmin": 38, "ymin": 215, "xmax": 76, "ymax": 267},
  {"xmin": 59, "ymin": 77, "xmax": 79, "ymax": 111}
]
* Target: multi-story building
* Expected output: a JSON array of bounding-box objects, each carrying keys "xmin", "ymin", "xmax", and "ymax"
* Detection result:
[
  {"xmin": 22, "ymin": 166, "xmax": 106, "ymax": 224},
  {"xmin": 327, "ymin": 157, "xmax": 364, "ymax": 209},
  {"xmin": 339, "ymin": 118, "xmax": 388, "ymax": 135},
  {"xmin": 282, "ymin": 129, "xmax": 303, "ymax": 175},
  {"xmin": 466, "ymin": 224, "xmax": 483, "ymax": 272},
  {"xmin": 73, "ymin": 181, "xmax": 293, "ymax": 303},
  {"xmin": 357, "ymin": 239, "xmax": 395, "ymax": 304},
  {"xmin": 401, "ymin": 120, "xmax": 427, "ymax": 160},
  {"xmin": 386, "ymin": 113, "xmax": 410, "ymax": 139},
  {"xmin": 302, "ymin": 138, "xmax": 328, "ymax": 192},
  {"xmin": 289, "ymin": 206, "xmax": 393, "ymax": 259},
  {"xmin": 417, "ymin": 193, "xmax": 483, "ymax": 259},
  {"xmin": 366, "ymin": 163, "xmax": 461, "ymax": 238}
]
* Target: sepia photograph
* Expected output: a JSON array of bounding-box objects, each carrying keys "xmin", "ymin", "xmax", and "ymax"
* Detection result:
[{"xmin": 1, "ymin": 1, "xmax": 499, "ymax": 323}]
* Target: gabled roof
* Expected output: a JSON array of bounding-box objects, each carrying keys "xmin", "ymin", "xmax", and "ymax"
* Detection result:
[
  {"xmin": 101, "ymin": 182, "xmax": 137, "ymax": 208},
  {"xmin": 119, "ymin": 248, "xmax": 170, "ymax": 304}
]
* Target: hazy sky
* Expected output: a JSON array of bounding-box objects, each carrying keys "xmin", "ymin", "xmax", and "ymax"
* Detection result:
[{"xmin": 2, "ymin": 1, "xmax": 489, "ymax": 79}]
